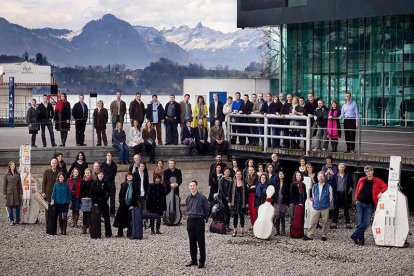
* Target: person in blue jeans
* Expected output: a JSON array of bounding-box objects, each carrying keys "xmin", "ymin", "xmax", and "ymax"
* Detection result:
[
  {"xmin": 351, "ymin": 165, "xmax": 387, "ymax": 246},
  {"xmin": 113, "ymin": 122, "xmax": 129, "ymax": 164}
]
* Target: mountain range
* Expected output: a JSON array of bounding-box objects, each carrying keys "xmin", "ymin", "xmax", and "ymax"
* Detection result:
[{"xmin": 0, "ymin": 14, "xmax": 261, "ymax": 69}]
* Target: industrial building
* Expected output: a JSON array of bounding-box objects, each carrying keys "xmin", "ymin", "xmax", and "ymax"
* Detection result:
[{"xmin": 238, "ymin": 0, "xmax": 414, "ymax": 127}]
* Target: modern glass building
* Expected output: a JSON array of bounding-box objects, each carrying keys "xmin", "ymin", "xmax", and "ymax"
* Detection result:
[{"xmin": 238, "ymin": 0, "xmax": 414, "ymax": 127}]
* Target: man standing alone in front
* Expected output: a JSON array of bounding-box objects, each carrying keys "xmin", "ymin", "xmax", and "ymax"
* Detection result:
[
  {"xmin": 186, "ymin": 180, "xmax": 209, "ymax": 269},
  {"xmin": 72, "ymin": 94, "xmax": 88, "ymax": 146}
]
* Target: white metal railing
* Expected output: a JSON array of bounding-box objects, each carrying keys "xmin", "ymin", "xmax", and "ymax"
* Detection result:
[{"xmin": 226, "ymin": 113, "xmax": 312, "ymax": 155}]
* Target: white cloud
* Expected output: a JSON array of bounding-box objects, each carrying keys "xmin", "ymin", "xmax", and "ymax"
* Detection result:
[{"xmin": 0, "ymin": 0, "xmax": 238, "ymax": 32}]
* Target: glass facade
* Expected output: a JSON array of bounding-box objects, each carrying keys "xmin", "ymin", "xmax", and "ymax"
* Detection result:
[{"xmin": 278, "ymin": 15, "xmax": 414, "ymax": 127}]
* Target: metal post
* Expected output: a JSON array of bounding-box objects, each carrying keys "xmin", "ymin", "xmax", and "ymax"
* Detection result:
[
  {"xmin": 225, "ymin": 115, "xmax": 230, "ymax": 143},
  {"xmin": 357, "ymin": 117, "xmax": 362, "ymax": 156},
  {"xmin": 305, "ymin": 117, "xmax": 311, "ymax": 155},
  {"xmin": 263, "ymin": 116, "xmax": 268, "ymax": 152},
  {"xmin": 8, "ymin": 77, "xmax": 15, "ymax": 128}
]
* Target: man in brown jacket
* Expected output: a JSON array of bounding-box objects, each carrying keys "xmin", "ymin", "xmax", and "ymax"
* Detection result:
[
  {"xmin": 209, "ymin": 118, "xmax": 228, "ymax": 155},
  {"xmin": 110, "ymin": 91, "xmax": 127, "ymax": 130},
  {"xmin": 42, "ymin": 159, "xmax": 59, "ymax": 225},
  {"xmin": 129, "ymin": 92, "xmax": 146, "ymax": 129}
]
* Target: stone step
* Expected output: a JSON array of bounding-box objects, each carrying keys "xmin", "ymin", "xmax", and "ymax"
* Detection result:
[{"xmin": 0, "ymin": 145, "xmax": 222, "ymax": 166}]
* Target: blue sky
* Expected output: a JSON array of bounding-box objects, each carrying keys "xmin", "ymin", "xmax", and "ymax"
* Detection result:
[{"xmin": 0, "ymin": 0, "xmax": 237, "ymax": 32}]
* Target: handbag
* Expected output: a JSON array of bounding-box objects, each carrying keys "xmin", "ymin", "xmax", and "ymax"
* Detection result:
[{"xmin": 80, "ymin": 197, "xmax": 92, "ymax": 212}]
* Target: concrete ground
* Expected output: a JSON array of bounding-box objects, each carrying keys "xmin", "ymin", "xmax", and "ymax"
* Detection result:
[{"xmin": 1, "ymin": 163, "xmax": 414, "ymax": 275}]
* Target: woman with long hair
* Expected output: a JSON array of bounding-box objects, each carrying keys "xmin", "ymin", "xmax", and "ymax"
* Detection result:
[
  {"xmin": 243, "ymin": 159, "xmax": 255, "ymax": 180},
  {"xmin": 298, "ymin": 156, "xmax": 307, "ymax": 175},
  {"xmin": 55, "ymin": 152, "xmax": 68, "ymax": 177},
  {"xmin": 68, "ymin": 151, "xmax": 89, "ymax": 178},
  {"xmin": 51, "ymin": 172, "xmax": 71, "ymax": 235},
  {"xmin": 142, "ymin": 121, "xmax": 156, "ymax": 163},
  {"xmin": 327, "ymin": 100, "xmax": 341, "ymax": 152},
  {"xmin": 80, "ymin": 168, "xmax": 94, "ymax": 234},
  {"xmin": 192, "ymin": 95, "xmax": 208, "ymax": 128},
  {"xmin": 152, "ymin": 159, "xmax": 164, "ymax": 182},
  {"xmin": 3, "ymin": 161, "xmax": 22, "ymax": 225},
  {"xmin": 113, "ymin": 122, "xmax": 129, "ymax": 164},
  {"xmin": 290, "ymin": 171, "xmax": 307, "ymax": 227},
  {"xmin": 55, "ymin": 93, "xmax": 71, "ymax": 147},
  {"xmin": 255, "ymin": 174, "xmax": 269, "ymax": 209},
  {"xmin": 245, "ymin": 166, "xmax": 258, "ymax": 226},
  {"xmin": 229, "ymin": 170, "xmax": 248, "ymax": 237},
  {"xmin": 273, "ymin": 171, "xmax": 291, "ymax": 236},
  {"xmin": 68, "ymin": 167, "xmax": 82, "ymax": 228},
  {"xmin": 129, "ymin": 119, "xmax": 144, "ymax": 155},
  {"xmin": 219, "ymin": 167, "xmax": 233, "ymax": 232}
]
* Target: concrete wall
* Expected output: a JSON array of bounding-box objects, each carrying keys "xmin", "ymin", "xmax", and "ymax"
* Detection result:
[{"xmin": 0, "ymin": 87, "xmax": 32, "ymax": 119}]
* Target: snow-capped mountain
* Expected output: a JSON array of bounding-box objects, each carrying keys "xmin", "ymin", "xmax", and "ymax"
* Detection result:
[
  {"xmin": 0, "ymin": 15, "xmax": 261, "ymax": 69},
  {"xmin": 162, "ymin": 22, "xmax": 261, "ymax": 69}
]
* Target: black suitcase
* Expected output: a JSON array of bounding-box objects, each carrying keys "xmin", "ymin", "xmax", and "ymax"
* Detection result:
[
  {"xmin": 130, "ymin": 207, "xmax": 143, "ymax": 239},
  {"xmin": 46, "ymin": 204, "xmax": 57, "ymax": 235},
  {"xmin": 90, "ymin": 205, "xmax": 102, "ymax": 239}
]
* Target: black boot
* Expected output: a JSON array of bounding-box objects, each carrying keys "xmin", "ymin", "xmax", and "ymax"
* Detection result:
[
  {"xmin": 31, "ymin": 134, "xmax": 37, "ymax": 147},
  {"xmin": 281, "ymin": 218, "xmax": 286, "ymax": 236},
  {"xmin": 156, "ymin": 219, "xmax": 162, "ymax": 234},
  {"xmin": 150, "ymin": 219, "xmax": 155, "ymax": 235}
]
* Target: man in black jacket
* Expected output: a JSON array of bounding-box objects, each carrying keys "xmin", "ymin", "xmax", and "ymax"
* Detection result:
[
  {"xmin": 208, "ymin": 92, "xmax": 224, "ymax": 126},
  {"xmin": 146, "ymin": 95, "xmax": 165, "ymax": 145},
  {"xmin": 164, "ymin": 94, "xmax": 181, "ymax": 145},
  {"xmin": 38, "ymin": 94, "xmax": 57, "ymax": 147},
  {"xmin": 164, "ymin": 159, "xmax": 183, "ymax": 196},
  {"xmin": 239, "ymin": 94, "xmax": 253, "ymax": 145},
  {"xmin": 313, "ymin": 99, "xmax": 328, "ymax": 151},
  {"xmin": 72, "ymin": 94, "xmax": 88, "ymax": 146},
  {"xmin": 193, "ymin": 118, "xmax": 210, "ymax": 155}
]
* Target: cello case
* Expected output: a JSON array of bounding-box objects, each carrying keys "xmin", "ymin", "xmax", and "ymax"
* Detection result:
[
  {"xmin": 253, "ymin": 185, "xmax": 275, "ymax": 240},
  {"xmin": 163, "ymin": 177, "xmax": 182, "ymax": 226},
  {"xmin": 46, "ymin": 203, "xmax": 57, "ymax": 235}
]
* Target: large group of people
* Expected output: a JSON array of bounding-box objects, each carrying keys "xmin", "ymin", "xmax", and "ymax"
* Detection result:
[
  {"xmin": 26, "ymin": 90, "xmax": 359, "ymax": 162},
  {"xmin": 206, "ymin": 153, "xmax": 387, "ymax": 247},
  {"xmin": 3, "ymin": 147, "xmax": 391, "ymax": 269}
]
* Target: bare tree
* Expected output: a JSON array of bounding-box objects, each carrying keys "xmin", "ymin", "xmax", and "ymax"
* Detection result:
[{"xmin": 258, "ymin": 26, "xmax": 282, "ymax": 79}]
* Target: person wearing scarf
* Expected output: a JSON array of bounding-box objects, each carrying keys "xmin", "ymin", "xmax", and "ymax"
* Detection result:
[
  {"xmin": 327, "ymin": 100, "xmax": 341, "ymax": 152},
  {"xmin": 54, "ymin": 93, "xmax": 71, "ymax": 147},
  {"xmin": 113, "ymin": 172, "xmax": 139, "ymax": 238},
  {"xmin": 255, "ymin": 174, "xmax": 269, "ymax": 209},
  {"xmin": 192, "ymin": 96, "xmax": 208, "ymax": 128},
  {"xmin": 68, "ymin": 167, "xmax": 82, "ymax": 228},
  {"xmin": 80, "ymin": 168, "xmax": 93, "ymax": 234}
]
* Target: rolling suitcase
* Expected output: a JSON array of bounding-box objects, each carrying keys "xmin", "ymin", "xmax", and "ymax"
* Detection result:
[
  {"xmin": 46, "ymin": 203, "xmax": 57, "ymax": 235},
  {"xmin": 209, "ymin": 221, "xmax": 226, "ymax": 234},
  {"xmin": 130, "ymin": 207, "xmax": 143, "ymax": 239},
  {"xmin": 290, "ymin": 204, "xmax": 304, "ymax": 238},
  {"xmin": 90, "ymin": 205, "xmax": 102, "ymax": 239}
]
